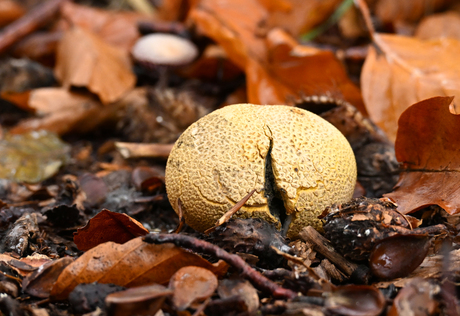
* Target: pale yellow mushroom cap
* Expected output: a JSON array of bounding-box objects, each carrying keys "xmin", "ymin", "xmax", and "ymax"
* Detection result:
[{"xmin": 165, "ymin": 104, "xmax": 357, "ymax": 239}]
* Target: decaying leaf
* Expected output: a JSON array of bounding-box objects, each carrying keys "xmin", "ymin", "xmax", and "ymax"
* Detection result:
[
  {"xmin": 218, "ymin": 279, "xmax": 259, "ymax": 314},
  {"xmin": 0, "ymin": 130, "xmax": 70, "ymax": 183},
  {"xmin": 324, "ymin": 285, "xmax": 386, "ymax": 316},
  {"xmin": 375, "ymin": 0, "xmax": 453, "ymax": 24},
  {"xmin": 22, "ymin": 257, "xmax": 74, "ymax": 298},
  {"xmin": 263, "ymin": 0, "xmax": 343, "ymax": 37},
  {"xmin": 73, "ymin": 209, "xmax": 149, "ymax": 251},
  {"xmin": 105, "ymin": 284, "xmax": 173, "ymax": 316},
  {"xmin": 10, "ymin": 88, "xmax": 146, "ymax": 135},
  {"xmin": 50, "ymin": 237, "xmax": 227, "ymax": 300},
  {"xmin": 387, "ymin": 278, "xmax": 440, "ymax": 316},
  {"xmin": 55, "ymin": 26, "xmax": 136, "ymax": 104},
  {"xmin": 361, "ymin": 33, "xmax": 460, "ymax": 141},
  {"xmin": 169, "ymin": 266, "xmax": 218, "ymax": 310},
  {"xmin": 0, "ymin": 253, "xmax": 51, "ymax": 277},
  {"xmin": 58, "ymin": 2, "xmax": 153, "ymax": 52},
  {"xmin": 384, "ymin": 96, "xmax": 460, "ymax": 215},
  {"xmin": 0, "ymin": 0, "xmax": 24, "ymax": 27},
  {"xmin": 415, "ymin": 11, "xmax": 460, "ymax": 40}
]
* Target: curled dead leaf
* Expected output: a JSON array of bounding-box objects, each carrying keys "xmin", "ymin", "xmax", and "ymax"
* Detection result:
[{"xmin": 73, "ymin": 209, "xmax": 149, "ymax": 251}]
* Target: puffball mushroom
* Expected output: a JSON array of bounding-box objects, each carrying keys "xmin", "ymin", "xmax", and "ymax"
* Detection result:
[{"xmin": 165, "ymin": 104, "xmax": 357, "ymax": 239}]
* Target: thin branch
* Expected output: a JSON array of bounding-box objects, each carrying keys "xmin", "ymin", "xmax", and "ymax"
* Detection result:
[{"xmin": 143, "ymin": 233, "xmax": 297, "ymax": 299}]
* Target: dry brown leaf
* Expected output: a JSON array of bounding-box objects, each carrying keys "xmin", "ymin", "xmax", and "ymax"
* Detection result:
[
  {"xmin": 10, "ymin": 88, "xmax": 146, "ymax": 135},
  {"xmin": 264, "ymin": 0, "xmax": 342, "ymax": 37},
  {"xmin": 361, "ymin": 33, "xmax": 460, "ymax": 141},
  {"xmin": 0, "ymin": 0, "xmax": 24, "ymax": 27},
  {"xmin": 73, "ymin": 209, "xmax": 149, "ymax": 251},
  {"xmin": 50, "ymin": 237, "xmax": 227, "ymax": 300},
  {"xmin": 189, "ymin": 0, "xmax": 267, "ymax": 69},
  {"xmin": 22, "ymin": 257, "xmax": 74, "ymax": 298},
  {"xmin": 189, "ymin": 2, "xmax": 365, "ymax": 112},
  {"xmin": 218, "ymin": 279, "xmax": 259, "ymax": 313},
  {"xmin": 169, "ymin": 266, "xmax": 218, "ymax": 311},
  {"xmin": 155, "ymin": 0, "xmax": 191, "ymax": 21},
  {"xmin": 415, "ymin": 11, "xmax": 460, "ymax": 40},
  {"xmin": 58, "ymin": 2, "xmax": 154, "ymax": 52},
  {"xmin": 384, "ymin": 96, "xmax": 460, "ymax": 215},
  {"xmin": 387, "ymin": 278, "xmax": 439, "ymax": 316},
  {"xmin": 55, "ymin": 26, "xmax": 136, "ymax": 104},
  {"xmin": 105, "ymin": 284, "xmax": 173, "ymax": 315},
  {"xmin": 375, "ymin": 0, "xmax": 453, "ymax": 24},
  {"xmin": 0, "ymin": 253, "xmax": 51, "ymax": 277},
  {"xmin": 12, "ymin": 31, "xmax": 61, "ymax": 65}
]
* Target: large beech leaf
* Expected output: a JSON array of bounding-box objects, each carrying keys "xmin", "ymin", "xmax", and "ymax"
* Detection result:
[
  {"xmin": 361, "ymin": 33, "xmax": 460, "ymax": 141},
  {"xmin": 384, "ymin": 96, "xmax": 460, "ymax": 214},
  {"xmin": 50, "ymin": 237, "xmax": 227, "ymax": 300}
]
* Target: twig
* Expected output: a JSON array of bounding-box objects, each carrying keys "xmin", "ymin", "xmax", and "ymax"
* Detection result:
[
  {"xmin": 115, "ymin": 142, "xmax": 173, "ymax": 159},
  {"xmin": 354, "ymin": 0, "xmax": 375, "ymax": 41},
  {"xmin": 0, "ymin": 0, "xmax": 68, "ymax": 54},
  {"xmin": 172, "ymin": 198, "xmax": 185, "ymax": 234},
  {"xmin": 204, "ymin": 189, "xmax": 256, "ymax": 234},
  {"xmin": 143, "ymin": 233, "xmax": 297, "ymax": 299}
]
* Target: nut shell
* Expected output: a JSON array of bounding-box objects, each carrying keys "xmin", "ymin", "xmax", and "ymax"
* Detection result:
[{"xmin": 166, "ymin": 104, "xmax": 356, "ymax": 238}]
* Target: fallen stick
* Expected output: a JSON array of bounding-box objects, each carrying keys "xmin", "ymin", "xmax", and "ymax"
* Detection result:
[{"xmin": 143, "ymin": 233, "xmax": 297, "ymax": 299}]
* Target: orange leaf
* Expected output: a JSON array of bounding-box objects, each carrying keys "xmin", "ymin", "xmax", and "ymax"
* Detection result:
[
  {"xmin": 264, "ymin": 0, "xmax": 342, "ymax": 37},
  {"xmin": 55, "ymin": 26, "xmax": 136, "ymax": 104},
  {"xmin": 361, "ymin": 33, "xmax": 460, "ymax": 141},
  {"xmin": 58, "ymin": 2, "xmax": 153, "ymax": 52},
  {"xmin": 50, "ymin": 237, "xmax": 227, "ymax": 300},
  {"xmin": 73, "ymin": 209, "xmax": 149, "ymax": 251},
  {"xmin": 189, "ymin": 0, "xmax": 266, "ymax": 70},
  {"xmin": 375, "ymin": 0, "xmax": 452, "ymax": 24},
  {"xmin": 0, "ymin": 0, "xmax": 24, "ymax": 27},
  {"xmin": 415, "ymin": 11, "xmax": 460, "ymax": 40},
  {"xmin": 384, "ymin": 96, "xmax": 460, "ymax": 215}
]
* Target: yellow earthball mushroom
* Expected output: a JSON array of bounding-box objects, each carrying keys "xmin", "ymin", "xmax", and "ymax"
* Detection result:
[{"xmin": 166, "ymin": 104, "xmax": 357, "ymax": 239}]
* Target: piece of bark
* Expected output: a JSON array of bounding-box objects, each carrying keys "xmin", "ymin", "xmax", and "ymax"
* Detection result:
[{"xmin": 299, "ymin": 226, "xmax": 370, "ymax": 283}]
